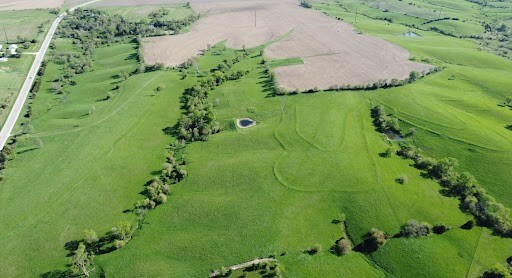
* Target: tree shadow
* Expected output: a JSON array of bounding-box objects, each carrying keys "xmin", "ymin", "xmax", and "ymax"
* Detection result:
[
  {"xmin": 16, "ymin": 147, "xmax": 38, "ymax": 155},
  {"xmin": 506, "ymin": 125, "xmax": 512, "ymax": 131},
  {"xmin": 40, "ymin": 269, "xmax": 77, "ymax": 278}
]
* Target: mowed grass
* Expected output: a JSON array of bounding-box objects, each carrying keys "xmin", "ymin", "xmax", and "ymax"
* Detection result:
[
  {"xmin": 0, "ymin": 9, "xmax": 55, "ymax": 50},
  {"xmin": 0, "ymin": 42, "xmax": 191, "ymax": 277}
]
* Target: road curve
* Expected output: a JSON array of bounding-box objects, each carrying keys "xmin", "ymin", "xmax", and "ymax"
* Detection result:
[{"xmin": 0, "ymin": 0, "xmax": 102, "ymax": 150}]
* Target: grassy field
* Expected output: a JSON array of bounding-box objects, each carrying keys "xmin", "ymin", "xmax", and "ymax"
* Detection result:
[
  {"xmin": 0, "ymin": 55, "xmax": 34, "ymax": 127},
  {"xmin": 0, "ymin": 9, "xmax": 56, "ymax": 50},
  {"xmin": 0, "ymin": 1, "xmax": 511, "ymax": 278}
]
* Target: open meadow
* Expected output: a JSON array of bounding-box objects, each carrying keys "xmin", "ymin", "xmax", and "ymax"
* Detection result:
[{"xmin": 0, "ymin": 0, "xmax": 511, "ymax": 277}]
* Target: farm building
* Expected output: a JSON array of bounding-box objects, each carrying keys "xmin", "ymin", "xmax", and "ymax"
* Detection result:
[{"xmin": 8, "ymin": 44, "xmax": 18, "ymax": 55}]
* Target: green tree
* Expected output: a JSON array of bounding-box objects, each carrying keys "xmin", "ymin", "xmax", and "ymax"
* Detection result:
[
  {"xmin": 73, "ymin": 243, "xmax": 94, "ymax": 277},
  {"xmin": 481, "ymin": 263, "xmax": 512, "ymax": 278},
  {"xmin": 334, "ymin": 239, "xmax": 352, "ymax": 255},
  {"xmin": 83, "ymin": 229, "xmax": 98, "ymax": 247}
]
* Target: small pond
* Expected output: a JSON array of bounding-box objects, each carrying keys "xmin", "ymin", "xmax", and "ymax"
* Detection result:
[
  {"xmin": 237, "ymin": 118, "xmax": 256, "ymax": 128},
  {"xmin": 401, "ymin": 31, "xmax": 420, "ymax": 37},
  {"xmin": 385, "ymin": 131, "xmax": 403, "ymax": 141}
]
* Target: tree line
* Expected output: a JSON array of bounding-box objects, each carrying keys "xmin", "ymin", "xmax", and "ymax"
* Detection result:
[
  {"xmin": 369, "ymin": 105, "xmax": 512, "ymax": 237},
  {"xmin": 64, "ymin": 46, "xmax": 253, "ymax": 277},
  {"xmin": 177, "ymin": 53, "xmax": 249, "ymax": 142}
]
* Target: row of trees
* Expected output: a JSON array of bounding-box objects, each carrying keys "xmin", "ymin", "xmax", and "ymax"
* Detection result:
[
  {"xmin": 398, "ymin": 144, "xmax": 512, "ymax": 237},
  {"xmin": 58, "ymin": 8, "xmax": 200, "ymax": 46},
  {"xmin": 269, "ymin": 67, "xmax": 441, "ymax": 96},
  {"xmin": 176, "ymin": 54, "xmax": 250, "ymax": 141},
  {"xmin": 369, "ymin": 105, "xmax": 512, "ymax": 237},
  {"xmin": 371, "ymin": 105, "xmax": 401, "ymax": 135},
  {"xmin": 399, "ymin": 220, "xmax": 451, "ymax": 237}
]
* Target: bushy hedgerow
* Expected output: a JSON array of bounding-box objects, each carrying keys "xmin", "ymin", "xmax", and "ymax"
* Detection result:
[
  {"xmin": 397, "ymin": 143, "xmax": 512, "ymax": 237},
  {"xmin": 400, "ymin": 220, "xmax": 433, "ymax": 237},
  {"xmin": 371, "ymin": 105, "xmax": 401, "ymax": 135}
]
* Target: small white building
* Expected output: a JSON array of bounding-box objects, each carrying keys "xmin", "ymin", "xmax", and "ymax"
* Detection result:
[
  {"xmin": 0, "ymin": 57, "xmax": 8, "ymax": 62},
  {"xmin": 8, "ymin": 44, "xmax": 17, "ymax": 55},
  {"xmin": 0, "ymin": 45, "xmax": 3, "ymax": 51}
]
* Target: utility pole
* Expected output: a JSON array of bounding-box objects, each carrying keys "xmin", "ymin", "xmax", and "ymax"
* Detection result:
[
  {"xmin": 355, "ymin": 8, "xmax": 358, "ymax": 23},
  {"xmin": 3, "ymin": 26, "xmax": 8, "ymax": 43},
  {"xmin": 254, "ymin": 10, "xmax": 257, "ymax": 27}
]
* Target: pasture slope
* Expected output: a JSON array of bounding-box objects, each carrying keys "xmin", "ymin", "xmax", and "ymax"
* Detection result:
[{"xmin": 0, "ymin": 1, "xmax": 510, "ymax": 278}]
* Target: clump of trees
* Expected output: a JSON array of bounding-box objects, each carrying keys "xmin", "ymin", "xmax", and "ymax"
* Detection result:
[
  {"xmin": 371, "ymin": 105, "xmax": 401, "ymax": 135},
  {"xmin": 481, "ymin": 263, "xmax": 512, "ymax": 278},
  {"xmin": 397, "ymin": 143, "xmax": 512, "ymax": 237},
  {"xmin": 333, "ymin": 238, "xmax": 353, "ymax": 255},
  {"xmin": 177, "ymin": 82, "xmax": 220, "ymax": 141},
  {"xmin": 400, "ymin": 220, "xmax": 433, "ymax": 237},
  {"xmin": 0, "ymin": 138, "xmax": 17, "ymax": 181},
  {"xmin": 369, "ymin": 104, "xmax": 512, "ymax": 237},
  {"xmin": 73, "ymin": 243, "xmax": 95, "ymax": 277},
  {"xmin": 360, "ymin": 228, "xmax": 388, "ymax": 252}
]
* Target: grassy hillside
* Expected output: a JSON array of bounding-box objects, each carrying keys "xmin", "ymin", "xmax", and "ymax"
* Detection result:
[
  {"xmin": 0, "ymin": 41, "xmax": 188, "ymax": 277},
  {"xmin": 0, "ymin": 1, "xmax": 511, "ymax": 278}
]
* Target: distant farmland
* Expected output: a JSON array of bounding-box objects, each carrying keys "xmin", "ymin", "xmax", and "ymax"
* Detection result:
[{"xmin": 143, "ymin": 0, "xmax": 431, "ymax": 91}]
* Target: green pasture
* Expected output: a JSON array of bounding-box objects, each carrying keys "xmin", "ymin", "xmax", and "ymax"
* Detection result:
[{"xmin": 0, "ymin": 1, "xmax": 511, "ymax": 278}]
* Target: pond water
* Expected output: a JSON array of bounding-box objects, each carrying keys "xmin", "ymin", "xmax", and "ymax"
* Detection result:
[
  {"xmin": 401, "ymin": 31, "xmax": 420, "ymax": 37},
  {"xmin": 237, "ymin": 118, "xmax": 256, "ymax": 128},
  {"xmin": 385, "ymin": 131, "xmax": 403, "ymax": 141}
]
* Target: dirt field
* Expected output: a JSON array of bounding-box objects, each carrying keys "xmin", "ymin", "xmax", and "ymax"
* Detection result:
[
  {"xmin": 0, "ymin": 0, "xmax": 63, "ymax": 10},
  {"xmin": 141, "ymin": 0, "xmax": 432, "ymax": 91}
]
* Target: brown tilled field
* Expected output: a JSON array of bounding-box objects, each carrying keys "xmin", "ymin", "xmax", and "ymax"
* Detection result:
[
  {"xmin": 142, "ymin": 0, "xmax": 432, "ymax": 91},
  {"xmin": 0, "ymin": 0, "xmax": 63, "ymax": 10}
]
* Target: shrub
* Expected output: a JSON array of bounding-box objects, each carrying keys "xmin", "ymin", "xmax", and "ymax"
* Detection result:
[
  {"xmin": 401, "ymin": 220, "xmax": 433, "ymax": 237},
  {"xmin": 114, "ymin": 239, "xmax": 125, "ymax": 249},
  {"xmin": 365, "ymin": 228, "xmax": 387, "ymax": 251},
  {"xmin": 334, "ymin": 239, "xmax": 352, "ymax": 255},
  {"xmin": 461, "ymin": 220, "xmax": 475, "ymax": 230},
  {"xmin": 433, "ymin": 224, "xmax": 451, "ymax": 235},
  {"xmin": 156, "ymin": 84, "xmax": 166, "ymax": 91},
  {"xmin": 481, "ymin": 263, "xmax": 512, "ymax": 278},
  {"xmin": 396, "ymin": 174, "xmax": 408, "ymax": 184},
  {"xmin": 306, "ymin": 244, "xmax": 322, "ymax": 254},
  {"xmin": 382, "ymin": 147, "xmax": 393, "ymax": 158}
]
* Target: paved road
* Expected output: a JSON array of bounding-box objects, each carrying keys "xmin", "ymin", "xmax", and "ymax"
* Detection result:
[{"xmin": 0, "ymin": 0, "xmax": 102, "ymax": 150}]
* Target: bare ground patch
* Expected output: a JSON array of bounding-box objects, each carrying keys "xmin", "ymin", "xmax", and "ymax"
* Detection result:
[
  {"xmin": 0, "ymin": 0, "xmax": 63, "ymax": 10},
  {"xmin": 143, "ymin": 0, "xmax": 432, "ymax": 91}
]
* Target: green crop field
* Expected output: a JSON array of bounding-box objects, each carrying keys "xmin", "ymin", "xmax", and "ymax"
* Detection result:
[{"xmin": 0, "ymin": 1, "xmax": 511, "ymax": 277}]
